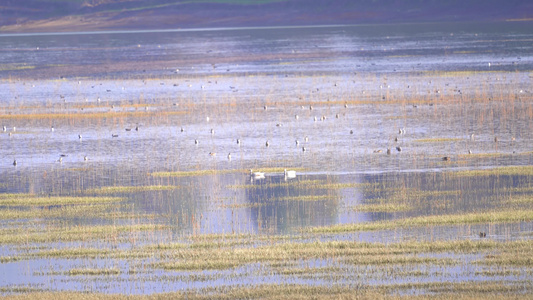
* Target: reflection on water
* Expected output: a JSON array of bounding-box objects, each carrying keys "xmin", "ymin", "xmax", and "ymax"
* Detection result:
[
  {"xmin": 0, "ymin": 22, "xmax": 532, "ymax": 295},
  {"xmin": 1, "ymin": 166, "xmax": 531, "ymax": 238}
]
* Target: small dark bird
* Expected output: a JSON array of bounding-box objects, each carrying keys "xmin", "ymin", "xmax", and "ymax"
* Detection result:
[
  {"xmin": 112, "ymin": 134, "xmax": 119, "ymax": 138},
  {"xmin": 13, "ymin": 160, "xmax": 17, "ymax": 166},
  {"xmin": 387, "ymin": 148, "xmax": 391, "ymax": 155},
  {"xmin": 350, "ymin": 130, "xmax": 353, "ymax": 134},
  {"xmin": 442, "ymin": 156, "xmax": 450, "ymax": 161},
  {"xmin": 479, "ymin": 232, "xmax": 486, "ymax": 238},
  {"xmin": 396, "ymin": 146, "xmax": 402, "ymax": 152},
  {"xmin": 125, "ymin": 128, "xmax": 131, "ymax": 131}
]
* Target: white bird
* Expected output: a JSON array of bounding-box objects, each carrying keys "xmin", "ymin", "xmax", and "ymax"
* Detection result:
[
  {"xmin": 2, "ymin": 126, "xmax": 6, "ymax": 132},
  {"xmin": 237, "ymin": 139, "xmax": 241, "ymax": 145},
  {"xmin": 84, "ymin": 156, "xmax": 88, "ymax": 161},
  {"xmin": 295, "ymin": 140, "xmax": 299, "ymax": 146},
  {"xmin": 302, "ymin": 147, "xmax": 307, "ymax": 152},
  {"xmin": 284, "ymin": 169, "xmax": 296, "ymax": 179},
  {"xmin": 265, "ymin": 141, "xmax": 270, "ymax": 147},
  {"xmin": 78, "ymin": 134, "xmax": 82, "ymax": 139},
  {"xmin": 195, "ymin": 139, "xmax": 199, "ymax": 145},
  {"xmin": 58, "ymin": 157, "xmax": 63, "ymax": 163},
  {"xmin": 227, "ymin": 153, "xmax": 231, "ymax": 160},
  {"xmin": 250, "ymin": 169, "xmax": 265, "ymax": 180}
]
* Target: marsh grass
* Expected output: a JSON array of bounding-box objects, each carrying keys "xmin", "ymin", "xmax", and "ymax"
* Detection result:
[
  {"xmin": 272, "ymin": 195, "xmax": 338, "ymax": 202},
  {"xmin": 4, "ymin": 282, "xmax": 533, "ymax": 300},
  {"xmin": 0, "ymin": 204, "xmax": 117, "ymax": 219},
  {"xmin": 150, "ymin": 239, "xmax": 528, "ymax": 271},
  {"xmin": 66, "ymin": 268, "xmax": 120, "ymax": 276},
  {"xmin": 0, "ymin": 196, "xmax": 124, "ymax": 206},
  {"xmin": 83, "ymin": 185, "xmax": 180, "ymax": 194},
  {"xmin": 220, "ymin": 203, "xmax": 264, "ymax": 208},
  {"xmin": 351, "ymin": 203, "xmax": 411, "ymax": 212},
  {"xmin": 475, "ymin": 269, "xmax": 523, "ymax": 276},
  {"xmin": 0, "ymin": 256, "xmax": 21, "ymax": 263},
  {"xmin": 504, "ymin": 195, "xmax": 533, "ymax": 205},
  {"xmin": 305, "ymin": 209, "xmax": 533, "ymax": 233},
  {"xmin": 0, "ymin": 224, "xmax": 166, "ymax": 244},
  {"xmin": 450, "ymin": 166, "xmax": 533, "ymax": 177}
]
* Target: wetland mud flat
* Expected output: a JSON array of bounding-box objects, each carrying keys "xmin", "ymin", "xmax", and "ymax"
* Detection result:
[{"xmin": 0, "ymin": 22, "xmax": 532, "ymax": 298}]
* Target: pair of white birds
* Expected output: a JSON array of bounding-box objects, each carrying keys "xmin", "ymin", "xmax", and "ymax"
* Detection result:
[{"xmin": 250, "ymin": 169, "xmax": 296, "ymax": 180}]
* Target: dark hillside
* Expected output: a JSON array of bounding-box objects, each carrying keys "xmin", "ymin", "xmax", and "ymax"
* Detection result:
[{"xmin": 0, "ymin": 0, "xmax": 531, "ymax": 32}]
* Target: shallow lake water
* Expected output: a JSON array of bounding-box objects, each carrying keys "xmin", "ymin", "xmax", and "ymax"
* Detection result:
[{"xmin": 0, "ymin": 22, "xmax": 532, "ymax": 295}]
